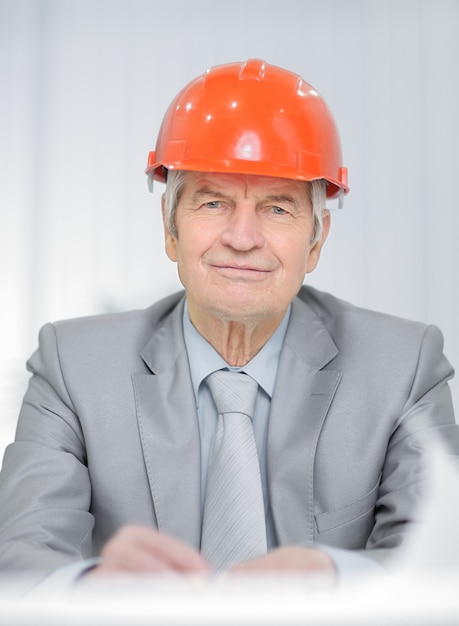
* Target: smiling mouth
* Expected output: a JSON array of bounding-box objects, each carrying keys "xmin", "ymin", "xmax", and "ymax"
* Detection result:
[
  {"xmin": 210, "ymin": 263, "xmax": 272, "ymax": 279},
  {"xmin": 218, "ymin": 264, "xmax": 269, "ymax": 272}
]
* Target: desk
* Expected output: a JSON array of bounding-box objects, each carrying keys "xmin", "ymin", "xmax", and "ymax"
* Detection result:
[{"xmin": 1, "ymin": 570, "xmax": 458, "ymax": 625}]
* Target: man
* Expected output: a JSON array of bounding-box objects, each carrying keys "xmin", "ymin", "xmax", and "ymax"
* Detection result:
[{"xmin": 0, "ymin": 59, "xmax": 457, "ymax": 590}]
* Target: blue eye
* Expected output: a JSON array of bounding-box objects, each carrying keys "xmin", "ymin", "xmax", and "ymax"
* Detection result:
[
  {"xmin": 204, "ymin": 201, "xmax": 222, "ymax": 209},
  {"xmin": 271, "ymin": 206, "xmax": 288, "ymax": 215}
]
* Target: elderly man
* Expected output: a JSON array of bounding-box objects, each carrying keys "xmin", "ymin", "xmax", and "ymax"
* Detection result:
[{"xmin": 0, "ymin": 60, "xmax": 457, "ymax": 589}]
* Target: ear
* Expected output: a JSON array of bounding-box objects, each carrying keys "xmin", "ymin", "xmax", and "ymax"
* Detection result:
[
  {"xmin": 306, "ymin": 210, "xmax": 330, "ymax": 274},
  {"xmin": 162, "ymin": 195, "xmax": 177, "ymax": 262}
]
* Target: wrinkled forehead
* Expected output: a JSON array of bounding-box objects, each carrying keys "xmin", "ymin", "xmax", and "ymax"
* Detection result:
[{"xmin": 179, "ymin": 170, "xmax": 312, "ymax": 202}]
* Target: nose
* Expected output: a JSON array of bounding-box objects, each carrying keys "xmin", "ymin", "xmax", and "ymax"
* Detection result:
[{"xmin": 219, "ymin": 204, "xmax": 265, "ymax": 251}]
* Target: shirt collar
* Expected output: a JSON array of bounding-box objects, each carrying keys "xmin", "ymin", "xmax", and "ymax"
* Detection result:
[{"xmin": 183, "ymin": 301, "xmax": 291, "ymax": 400}]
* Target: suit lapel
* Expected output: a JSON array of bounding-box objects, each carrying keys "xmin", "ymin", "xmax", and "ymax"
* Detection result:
[
  {"xmin": 132, "ymin": 297, "xmax": 202, "ymax": 550},
  {"xmin": 267, "ymin": 296, "xmax": 342, "ymax": 545}
]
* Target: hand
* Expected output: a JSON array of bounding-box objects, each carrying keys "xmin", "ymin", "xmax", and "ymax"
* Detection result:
[
  {"xmin": 87, "ymin": 525, "xmax": 211, "ymax": 576},
  {"xmin": 230, "ymin": 546, "xmax": 336, "ymax": 574}
]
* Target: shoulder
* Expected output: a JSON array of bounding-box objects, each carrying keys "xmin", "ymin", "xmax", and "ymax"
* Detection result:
[
  {"xmin": 296, "ymin": 285, "xmax": 446, "ymax": 361},
  {"xmin": 296, "ymin": 286, "xmax": 454, "ymax": 422},
  {"xmin": 32, "ymin": 291, "xmax": 185, "ymax": 368},
  {"xmin": 297, "ymin": 285, "xmax": 432, "ymax": 338}
]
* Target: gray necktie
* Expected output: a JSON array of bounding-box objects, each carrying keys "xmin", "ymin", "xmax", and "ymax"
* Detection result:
[{"xmin": 201, "ymin": 369, "xmax": 267, "ymax": 570}]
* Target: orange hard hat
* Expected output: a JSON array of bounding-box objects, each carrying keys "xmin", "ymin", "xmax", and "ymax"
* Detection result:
[{"xmin": 146, "ymin": 59, "xmax": 348, "ymax": 200}]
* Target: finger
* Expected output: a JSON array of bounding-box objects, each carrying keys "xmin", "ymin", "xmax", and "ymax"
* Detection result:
[
  {"xmin": 231, "ymin": 547, "xmax": 335, "ymax": 573},
  {"xmin": 97, "ymin": 525, "xmax": 210, "ymax": 574},
  {"xmin": 141, "ymin": 530, "xmax": 210, "ymax": 572}
]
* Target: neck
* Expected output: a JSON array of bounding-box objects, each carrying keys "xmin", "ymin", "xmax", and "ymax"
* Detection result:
[{"xmin": 187, "ymin": 306, "xmax": 285, "ymax": 367}]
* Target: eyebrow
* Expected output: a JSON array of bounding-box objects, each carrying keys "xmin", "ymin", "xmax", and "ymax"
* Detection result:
[
  {"xmin": 191, "ymin": 188, "xmax": 299, "ymax": 207},
  {"xmin": 191, "ymin": 187, "xmax": 231, "ymax": 203},
  {"xmin": 264, "ymin": 194, "xmax": 297, "ymax": 206}
]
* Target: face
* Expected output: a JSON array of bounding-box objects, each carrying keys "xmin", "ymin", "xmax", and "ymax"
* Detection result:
[{"xmin": 163, "ymin": 171, "xmax": 330, "ymax": 330}]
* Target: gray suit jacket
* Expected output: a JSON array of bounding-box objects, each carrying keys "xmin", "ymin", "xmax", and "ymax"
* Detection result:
[{"xmin": 0, "ymin": 286, "xmax": 457, "ymax": 583}]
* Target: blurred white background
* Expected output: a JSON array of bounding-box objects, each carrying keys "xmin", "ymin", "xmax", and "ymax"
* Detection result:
[{"xmin": 1, "ymin": 0, "xmax": 458, "ymax": 455}]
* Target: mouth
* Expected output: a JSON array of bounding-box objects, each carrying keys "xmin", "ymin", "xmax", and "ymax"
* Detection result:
[{"xmin": 209, "ymin": 262, "xmax": 272, "ymax": 280}]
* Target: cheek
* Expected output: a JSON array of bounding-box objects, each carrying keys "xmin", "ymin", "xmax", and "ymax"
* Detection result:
[
  {"xmin": 174, "ymin": 235, "xmax": 205, "ymax": 274},
  {"xmin": 280, "ymin": 237, "xmax": 312, "ymax": 274},
  {"xmin": 176, "ymin": 224, "xmax": 220, "ymax": 264}
]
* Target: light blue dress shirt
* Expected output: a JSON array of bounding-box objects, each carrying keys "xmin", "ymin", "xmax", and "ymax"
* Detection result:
[{"xmin": 182, "ymin": 302, "xmax": 291, "ymax": 550}]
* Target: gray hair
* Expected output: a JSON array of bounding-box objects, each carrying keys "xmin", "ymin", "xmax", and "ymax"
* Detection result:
[{"xmin": 163, "ymin": 170, "xmax": 327, "ymax": 244}]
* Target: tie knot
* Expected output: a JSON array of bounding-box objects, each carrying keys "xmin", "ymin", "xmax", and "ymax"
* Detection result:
[{"xmin": 206, "ymin": 370, "xmax": 258, "ymax": 419}]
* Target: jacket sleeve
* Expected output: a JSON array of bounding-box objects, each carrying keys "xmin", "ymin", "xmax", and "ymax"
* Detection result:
[
  {"xmin": 361, "ymin": 324, "xmax": 459, "ymax": 564},
  {"xmin": 0, "ymin": 323, "xmax": 94, "ymax": 589}
]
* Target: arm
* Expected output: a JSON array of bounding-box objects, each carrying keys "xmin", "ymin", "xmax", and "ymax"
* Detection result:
[
  {"xmin": 0, "ymin": 323, "xmax": 94, "ymax": 587},
  {"xmin": 362, "ymin": 324, "xmax": 458, "ymax": 563},
  {"xmin": 0, "ymin": 323, "xmax": 209, "ymax": 592}
]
